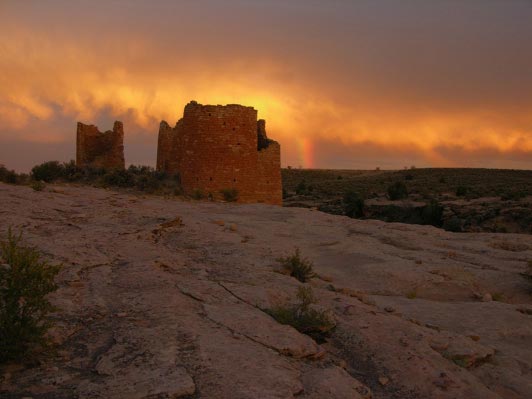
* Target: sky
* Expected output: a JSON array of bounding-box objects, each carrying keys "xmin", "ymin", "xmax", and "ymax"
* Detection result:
[{"xmin": 1, "ymin": 0, "xmax": 532, "ymax": 171}]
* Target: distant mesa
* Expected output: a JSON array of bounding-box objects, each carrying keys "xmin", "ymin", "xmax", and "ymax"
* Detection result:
[
  {"xmin": 76, "ymin": 121, "xmax": 125, "ymax": 170},
  {"xmin": 75, "ymin": 101, "xmax": 282, "ymax": 205}
]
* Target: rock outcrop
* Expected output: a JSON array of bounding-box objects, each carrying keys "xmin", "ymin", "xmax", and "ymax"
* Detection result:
[{"xmin": 1, "ymin": 182, "xmax": 531, "ymax": 398}]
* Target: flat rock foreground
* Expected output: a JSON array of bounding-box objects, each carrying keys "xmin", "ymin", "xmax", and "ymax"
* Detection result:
[{"xmin": 1, "ymin": 183, "xmax": 531, "ymax": 399}]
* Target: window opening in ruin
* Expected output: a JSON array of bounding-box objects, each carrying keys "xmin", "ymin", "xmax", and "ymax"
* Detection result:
[{"xmin": 209, "ymin": 177, "xmax": 213, "ymax": 181}]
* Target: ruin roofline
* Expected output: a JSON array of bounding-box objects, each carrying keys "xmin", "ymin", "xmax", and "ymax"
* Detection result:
[
  {"xmin": 77, "ymin": 121, "xmax": 123, "ymax": 136},
  {"xmin": 186, "ymin": 100, "xmax": 256, "ymax": 111}
]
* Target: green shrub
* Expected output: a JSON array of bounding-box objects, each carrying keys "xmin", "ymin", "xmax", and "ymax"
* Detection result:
[
  {"xmin": 102, "ymin": 169, "xmax": 135, "ymax": 187},
  {"xmin": 191, "ymin": 189, "xmax": 205, "ymax": 200},
  {"xmin": 295, "ymin": 180, "xmax": 307, "ymax": 195},
  {"xmin": 387, "ymin": 181, "xmax": 408, "ymax": 200},
  {"xmin": 31, "ymin": 180, "xmax": 46, "ymax": 192},
  {"xmin": 220, "ymin": 188, "xmax": 239, "ymax": 202},
  {"xmin": 267, "ymin": 286, "xmax": 335, "ymax": 342},
  {"xmin": 277, "ymin": 248, "xmax": 315, "ymax": 282},
  {"xmin": 0, "ymin": 165, "xmax": 19, "ymax": 184},
  {"xmin": 456, "ymin": 186, "xmax": 468, "ymax": 197},
  {"xmin": 31, "ymin": 161, "xmax": 65, "ymax": 183},
  {"xmin": 0, "ymin": 229, "xmax": 60, "ymax": 362},
  {"xmin": 135, "ymin": 174, "xmax": 162, "ymax": 193},
  {"xmin": 61, "ymin": 160, "xmax": 83, "ymax": 182},
  {"xmin": 343, "ymin": 190, "xmax": 364, "ymax": 218},
  {"xmin": 421, "ymin": 200, "xmax": 443, "ymax": 227}
]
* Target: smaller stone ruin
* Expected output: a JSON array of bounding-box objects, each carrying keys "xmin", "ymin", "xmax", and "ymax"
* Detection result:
[{"xmin": 76, "ymin": 121, "xmax": 125, "ymax": 169}]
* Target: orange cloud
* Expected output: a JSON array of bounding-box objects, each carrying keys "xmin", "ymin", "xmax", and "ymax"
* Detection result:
[{"xmin": 1, "ymin": 1, "xmax": 531, "ymax": 170}]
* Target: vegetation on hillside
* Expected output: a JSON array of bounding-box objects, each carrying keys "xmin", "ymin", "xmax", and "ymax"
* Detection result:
[
  {"xmin": 1, "ymin": 161, "xmax": 182, "ymax": 196},
  {"xmin": 277, "ymin": 248, "xmax": 316, "ymax": 282},
  {"xmin": 0, "ymin": 230, "xmax": 60, "ymax": 363},
  {"xmin": 267, "ymin": 286, "xmax": 335, "ymax": 342},
  {"xmin": 282, "ymin": 168, "xmax": 532, "ymax": 234}
]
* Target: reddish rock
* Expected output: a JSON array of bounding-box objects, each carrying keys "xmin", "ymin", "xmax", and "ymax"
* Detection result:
[{"xmin": 157, "ymin": 101, "xmax": 282, "ymax": 205}]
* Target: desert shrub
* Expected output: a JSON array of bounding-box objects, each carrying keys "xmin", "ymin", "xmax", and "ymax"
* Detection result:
[
  {"xmin": 61, "ymin": 160, "xmax": 83, "ymax": 182},
  {"xmin": 405, "ymin": 174, "xmax": 414, "ymax": 181},
  {"xmin": 31, "ymin": 180, "xmax": 46, "ymax": 192},
  {"xmin": 277, "ymin": 248, "xmax": 315, "ymax": 282},
  {"xmin": 343, "ymin": 190, "xmax": 364, "ymax": 218},
  {"xmin": 387, "ymin": 181, "xmax": 408, "ymax": 200},
  {"xmin": 295, "ymin": 180, "xmax": 307, "ymax": 195},
  {"xmin": 455, "ymin": 186, "xmax": 468, "ymax": 197},
  {"xmin": 220, "ymin": 188, "xmax": 239, "ymax": 202},
  {"xmin": 101, "ymin": 169, "xmax": 135, "ymax": 188},
  {"xmin": 127, "ymin": 164, "xmax": 153, "ymax": 174},
  {"xmin": 135, "ymin": 173, "xmax": 162, "ymax": 193},
  {"xmin": 406, "ymin": 290, "xmax": 417, "ymax": 299},
  {"xmin": 0, "ymin": 229, "xmax": 60, "ymax": 362},
  {"xmin": 31, "ymin": 161, "xmax": 65, "ymax": 183},
  {"xmin": 421, "ymin": 200, "xmax": 443, "ymax": 227},
  {"xmin": 82, "ymin": 166, "xmax": 107, "ymax": 180},
  {"xmin": 191, "ymin": 189, "xmax": 204, "ymax": 200},
  {"xmin": 267, "ymin": 286, "xmax": 335, "ymax": 342},
  {"xmin": 501, "ymin": 191, "xmax": 526, "ymax": 201},
  {"xmin": 0, "ymin": 165, "xmax": 19, "ymax": 184}
]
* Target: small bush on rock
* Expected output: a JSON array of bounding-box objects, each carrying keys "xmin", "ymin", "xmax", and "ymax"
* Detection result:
[
  {"xmin": 31, "ymin": 180, "xmax": 46, "ymax": 191},
  {"xmin": 191, "ymin": 189, "xmax": 204, "ymax": 200},
  {"xmin": 220, "ymin": 188, "xmax": 239, "ymax": 202},
  {"xmin": 387, "ymin": 181, "xmax": 408, "ymax": 200},
  {"xmin": 295, "ymin": 180, "xmax": 307, "ymax": 195},
  {"xmin": 0, "ymin": 229, "xmax": 60, "ymax": 363},
  {"xmin": 343, "ymin": 190, "xmax": 364, "ymax": 218},
  {"xmin": 277, "ymin": 248, "xmax": 316, "ymax": 282},
  {"xmin": 0, "ymin": 165, "xmax": 19, "ymax": 184},
  {"xmin": 456, "ymin": 186, "xmax": 468, "ymax": 197},
  {"xmin": 31, "ymin": 161, "xmax": 65, "ymax": 183},
  {"xmin": 267, "ymin": 286, "xmax": 335, "ymax": 342},
  {"xmin": 421, "ymin": 200, "xmax": 443, "ymax": 227},
  {"xmin": 102, "ymin": 169, "xmax": 135, "ymax": 188}
]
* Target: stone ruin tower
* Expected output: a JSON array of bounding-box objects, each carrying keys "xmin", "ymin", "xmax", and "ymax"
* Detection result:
[
  {"xmin": 76, "ymin": 121, "xmax": 125, "ymax": 169},
  {"xmin": 157, "ymin": 101, "xmax": 282, "ymax": 205}
]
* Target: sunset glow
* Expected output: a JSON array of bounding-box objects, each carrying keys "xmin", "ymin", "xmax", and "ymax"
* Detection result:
[{"xmin": 1, "ymin": 1, "xmax": 532, "ymax": 171}]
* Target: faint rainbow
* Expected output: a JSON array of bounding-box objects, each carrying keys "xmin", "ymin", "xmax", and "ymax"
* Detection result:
[{"xmin": 296, "ymin": 137, "xmax": 315, "ymax": 168}]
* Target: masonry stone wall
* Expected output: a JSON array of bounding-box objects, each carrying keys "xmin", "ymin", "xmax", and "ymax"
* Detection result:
[
  {"xmin": 157, "ymin": 101, "xmax": 282, "ymax": 205},
  {"xmin": 76, "ymin": 121, "xmax": 125, "ymax": 169}
]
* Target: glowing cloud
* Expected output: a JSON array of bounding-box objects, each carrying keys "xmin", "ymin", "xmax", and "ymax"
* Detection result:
[{"xmin": 0, "ymin": 1, "xmax": 531, "ymax": 171}]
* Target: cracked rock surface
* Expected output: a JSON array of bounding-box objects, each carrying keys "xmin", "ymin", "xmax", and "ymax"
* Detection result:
[{"xmin": 1, "ymin": 183, "xmax": 531, "ymax": 398}]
